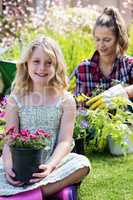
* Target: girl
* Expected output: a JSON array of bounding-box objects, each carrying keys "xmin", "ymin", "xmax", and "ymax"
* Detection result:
[
  {"xmin": 0, "ymin": 36, "xmax": 90, "ymax": 199},
  {"xmin": 70, "ymin": 7, "xmax": 133, "ymax": 109}
]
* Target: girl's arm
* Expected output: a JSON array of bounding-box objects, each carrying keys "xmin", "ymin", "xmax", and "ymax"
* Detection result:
[
  {"xmin": 48, "ymin": 93, "xmax": 76, "ymax": 169},
  {"xmin": 2, "ymin": 96, "xmax": 21, "ymax": 185}
]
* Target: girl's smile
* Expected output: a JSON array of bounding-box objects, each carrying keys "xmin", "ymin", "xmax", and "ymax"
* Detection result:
[{"xmin": 35, "ymin": 72, "xmax": 49, "ymax": 77}]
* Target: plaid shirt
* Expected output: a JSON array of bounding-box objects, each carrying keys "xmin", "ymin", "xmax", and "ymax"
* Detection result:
[{"xmin": 71, "ymin": 51, "xmax": 133, "ymax": 96}]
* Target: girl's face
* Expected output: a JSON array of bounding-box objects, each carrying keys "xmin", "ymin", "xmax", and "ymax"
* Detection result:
[
  {"xmin": 27, "ymin": 46, "xmax": 55, "ymax": 86},
  {"xmin": 94, "ymin": 26, "xmax": 117, "ymax": 57}
]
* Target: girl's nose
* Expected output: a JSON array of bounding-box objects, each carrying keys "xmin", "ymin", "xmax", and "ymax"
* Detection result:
[{"xmin": 39, "ymin": 63, "xmax": 45, "ymax": 71}]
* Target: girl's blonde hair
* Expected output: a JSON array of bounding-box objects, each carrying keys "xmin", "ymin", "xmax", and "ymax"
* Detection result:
[
  {"xmin": 12, "ymin": 36, "xmax": 68, "ymax": 95},
  {"xmin": 93, "ymin": 7, "xmax": 128, "ymax": 55}
]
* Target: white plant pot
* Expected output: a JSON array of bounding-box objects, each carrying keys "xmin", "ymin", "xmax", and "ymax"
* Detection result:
[{"xmin": 108, "ymin": 135, "xmax": 133, "ymax": 155}]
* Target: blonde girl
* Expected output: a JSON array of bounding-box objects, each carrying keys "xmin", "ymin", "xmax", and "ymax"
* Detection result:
[{"xmin": 0, "ymin": 36, "xmax": 91, "ymax": 199}]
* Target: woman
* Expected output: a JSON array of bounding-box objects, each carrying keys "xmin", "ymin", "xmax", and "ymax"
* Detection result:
[{"xmin": 71, "ymin": 7, "xmax": 133, "ymax": 109}]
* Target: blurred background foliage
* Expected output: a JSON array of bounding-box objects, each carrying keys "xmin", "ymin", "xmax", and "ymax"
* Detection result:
[{"xmin": 0, "ymin": 0, "xmax": 133, "ymax": 80}]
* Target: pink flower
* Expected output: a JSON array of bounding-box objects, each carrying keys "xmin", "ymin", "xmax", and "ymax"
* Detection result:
[
  {"xmin": 30, "ymin": 134, "xmax": 37, "ymax": 139},
  {"xmin": 11, "ymin": 133, "xmax": 20, "ymax": 139},
  {"xmin": 21, "ymin": 137, "xmax": 29, "ymax": 142},
  {"xmin": 20, "ymin": 129, "xmax": 30, "ymax": 137},
  {"xmin": 43, "ymin": 132, "xmax": 51, "ymax": 138},
  {"xmin": 36, "ymin": 129, "xmax": 51, "ymax": 138},
  {"xmin": 6, "ymin": 126, "xmax": 16, "ymax": 135},
  {"xmin": 0, "ymin": 111, "xmax": 5, "ymax": 118},
  {"xmin": 36, "ymin": 129, "xmax": 45, "ymax": 135}
]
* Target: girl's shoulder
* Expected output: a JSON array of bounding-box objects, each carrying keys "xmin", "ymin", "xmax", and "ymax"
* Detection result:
[
  {"xmin": 62, "ymin": 91, "xmax": 75, "ymax": 101},
  {"xmin": 61, "ymin": 91, "xmax": 76, "ymax": 109}
]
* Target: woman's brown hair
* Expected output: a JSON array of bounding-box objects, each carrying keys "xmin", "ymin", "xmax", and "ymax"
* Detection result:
[{"xmin": 93, "ymin": 7, "xmax": 128, "ymax": 55}]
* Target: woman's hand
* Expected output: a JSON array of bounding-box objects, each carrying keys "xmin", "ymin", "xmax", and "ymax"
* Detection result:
[
  {"xmin": 5, "ymin": 168, "xmax": 23, "ymax": 186},
  {"xmin": 86, "ymin": 84, "xmax": 128, "ymax": 109},
  {"xmin": 29, "ymin": 164, "xmax": 54, "ymax": 183}
]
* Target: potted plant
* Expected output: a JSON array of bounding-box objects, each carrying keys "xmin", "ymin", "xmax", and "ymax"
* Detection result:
[
  {"xmin": 73, "ymin": 108, "xmax": 88, "ymax": 155},
  {"xmin": 6, "ymin": 127, "xmax": 51, "ymax": 184},
  {"xmin": 87, "ymin": 96, "xmax": 133, "ymax": 155},
  {"xmin": 75, "ymin": 93, "xmax": 133, "ymax": 155}
]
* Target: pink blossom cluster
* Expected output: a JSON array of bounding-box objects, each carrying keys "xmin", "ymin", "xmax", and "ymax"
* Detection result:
[{"xmin": 6, "ymin": 127, "xmax": 51, "ymax": 149}]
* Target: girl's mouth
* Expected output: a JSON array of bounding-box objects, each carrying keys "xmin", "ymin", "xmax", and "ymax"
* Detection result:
[{"xmin": 35, "ymin": 73, "xmax": 48, "ymax": 77}]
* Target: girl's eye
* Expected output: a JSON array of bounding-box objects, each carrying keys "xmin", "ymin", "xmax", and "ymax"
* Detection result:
[
  {"xmin": 104, "ymin": 38, "xmax": 111, "ymax": 42},
  {"xmin": 33, "ymin": 60, "xmax": 40, "ymax": 64},
  {"xmin": 46, "ymin": 61, "xmax": 52, "ymax": 66}
]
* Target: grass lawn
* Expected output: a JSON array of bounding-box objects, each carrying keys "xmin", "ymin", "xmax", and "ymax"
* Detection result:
[
  {"xmin": 0, "ymin": 133, "xmax": 133, "ymax": 200},
  {"xmin": 79, "ymin": 152, "xmax": 133, "ymax": 200}
]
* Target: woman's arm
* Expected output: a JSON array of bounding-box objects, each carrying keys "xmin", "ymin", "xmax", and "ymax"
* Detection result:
[{"xmin": 125, "ymin": 85, "xmax": 133, "ymax": 99}]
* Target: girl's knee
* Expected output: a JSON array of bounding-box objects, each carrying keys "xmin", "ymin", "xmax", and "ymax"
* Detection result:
[{"xmin": 80, "ymin": 166, "xmax": 90, "ymax": 176}]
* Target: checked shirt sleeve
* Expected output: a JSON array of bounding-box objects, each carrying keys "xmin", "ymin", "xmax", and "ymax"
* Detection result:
[
  {"xmin": 127, "ymin": 57, "xmax": 133, "ymax": 83},
  {"xmin": 74, "ymin": 61, "xmax": 91, "ymax": 96}
]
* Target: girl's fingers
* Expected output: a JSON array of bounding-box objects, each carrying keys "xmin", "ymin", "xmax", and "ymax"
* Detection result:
[
  {"xmin": 6, "ymin": 173, "xmax": 23, "ymax": 186},
  {"xmin": 30, "ymin": 170, "xmax": 51, "ymax": 183},
  {"xmin": 32, "ymin": 170, "xmax": 49, "ymax": 178},
  {"xmin": 29, "ymin": 178, "xmax": 42, "ymax": 183},
  {"xmin": 31, "ymin": 164, "xmax": 52, "ymax": 181},
  {"xmin": 6, "ymin": 168, "xmax": 15, "ymax": 177},
  {"xmin": 39, "ymin": 164, "xmax": 47, "ymax": 170}
]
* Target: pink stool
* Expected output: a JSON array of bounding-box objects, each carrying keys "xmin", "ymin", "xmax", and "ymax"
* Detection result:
[
  {"xmin": 0, "ymin": 185, "xmax": 78, "ymax": 200},
  {"xmin": 47, "ymin": 185, "xmax": 78, "ymax": 200},
  {"xmin": 0, "ymin": 188, "xmax": 43, "ymax": 200}
]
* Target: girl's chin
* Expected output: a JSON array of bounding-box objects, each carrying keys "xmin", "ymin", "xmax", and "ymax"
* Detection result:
[{"xmin": 33, "ymin": 80, "xmax": 48, "ymax": 85}]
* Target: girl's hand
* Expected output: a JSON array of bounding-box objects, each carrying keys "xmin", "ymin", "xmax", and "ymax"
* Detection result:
[
  {"xmin": 5, "ymin": 168, "xmax": 23, "ymax": 186},
  {"xmin": 29, "ymin": 164, "xmax": 54, "ymax": 183}
]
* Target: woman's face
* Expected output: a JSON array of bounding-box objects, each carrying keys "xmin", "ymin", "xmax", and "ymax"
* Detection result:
[{"xmin": 94, "ymin": 26, "xmax": 117, "ymax": 57}]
